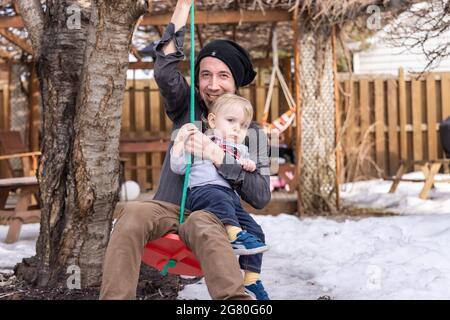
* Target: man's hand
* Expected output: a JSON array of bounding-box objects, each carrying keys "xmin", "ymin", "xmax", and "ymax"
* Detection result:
[
  {"xmin": 163, "ymin": 0, "xmax": 193, "ymax": 55},
  {"xmin": 173, "ymin": 123, "xmax": 197, "ymax": 157},
  {"xmin": 239, "ymin": 159, "xmax": 256, "ymax": 172},
  {"xmin": 181, "ymin": 126, "xmax": 224, "ymax": 167}
]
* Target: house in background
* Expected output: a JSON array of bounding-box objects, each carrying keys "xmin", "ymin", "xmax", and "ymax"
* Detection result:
[{"xmin": 349, "ymin": 3, "xmax": 450, "ymax": 75}]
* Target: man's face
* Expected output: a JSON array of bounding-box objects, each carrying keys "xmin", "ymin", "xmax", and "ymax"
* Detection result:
[{"xmin": 198, "ymin": 57, "xmax": 237, "ymax": 108}]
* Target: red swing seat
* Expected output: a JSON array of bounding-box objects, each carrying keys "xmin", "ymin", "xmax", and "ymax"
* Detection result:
[{"xmin": 142, "ymin": 233, "xmax": 203, "ymax": 277}]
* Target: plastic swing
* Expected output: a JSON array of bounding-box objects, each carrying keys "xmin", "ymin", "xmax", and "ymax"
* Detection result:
[
  {"xmin": 141, "ymin": 4, "xmax": 203, "ymax": 277},
  {"xmin": 260, "ymin": 30, "xmax": 296, "ymax": 135}
]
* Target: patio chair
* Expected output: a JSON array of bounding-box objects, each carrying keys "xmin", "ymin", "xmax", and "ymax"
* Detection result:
[{"xmin": 0, "ymin": 131, "xmax": 41, "ymax": 243}]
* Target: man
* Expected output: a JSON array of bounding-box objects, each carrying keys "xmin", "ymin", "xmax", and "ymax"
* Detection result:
[{"xmin": 100, "ymin": 0, "xmax": 270, "ymax": 300}]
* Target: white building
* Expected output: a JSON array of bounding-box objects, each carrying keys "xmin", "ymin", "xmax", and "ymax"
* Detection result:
[{"xmin": 351, "ymin": 2, "xmax": 450, "ymax": 75}]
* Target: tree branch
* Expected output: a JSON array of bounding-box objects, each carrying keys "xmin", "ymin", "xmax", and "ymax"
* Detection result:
[{"xmin": 15, "ymin": 0, "xmax": 44, "ymax": 58}]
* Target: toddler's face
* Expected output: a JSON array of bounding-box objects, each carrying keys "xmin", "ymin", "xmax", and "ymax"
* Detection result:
[{"xmin": 209, "ymin": 105, "xmax": 250, "ymax": 144}]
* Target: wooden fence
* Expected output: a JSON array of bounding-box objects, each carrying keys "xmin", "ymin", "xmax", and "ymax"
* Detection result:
[
  {"xmin": 0, "ymin": 69, "xmax": 448, "ymax": 190},
  {"xmin": 120, "ymin": 65, "xmax": 293, "ymax": 191},
  {"xmin": 0, "ymin": 82, "xmax": 9, "ymax": 131},
  {"xmin": 122, "ymin": 69, "xmax": 450, "ymax": 189},
  {"xmin": 337, "ymin": 70, "xmax": 450, "ymax": 181}
]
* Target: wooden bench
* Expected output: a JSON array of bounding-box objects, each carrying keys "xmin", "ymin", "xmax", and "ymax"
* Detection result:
[
  {"xmin": 387, "ymin": 159, "xmax": 450, "ymax": 199},
  {"xmin": 120, "ymin": 136, "xmax": 169, "ymax": 153},
  {"xmin": 119, "ymin": 136, "xmax": 170, "ymax": 190},
  {"xmin": 0, "ymin": 176, "xmax": 40, "ymax": 244}
]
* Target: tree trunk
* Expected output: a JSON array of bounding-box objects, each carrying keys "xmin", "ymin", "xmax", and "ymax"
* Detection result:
[
  {"xmin": 15, "ymin": 0, "xmax": 148, "ymax": 288},
  {"xmin": 68, "ymin": 0, "xmax": 149, "ymax": 287},
  {"xmin": 297, "ymin": 26, "xmax": 338, "ymax": 215}
]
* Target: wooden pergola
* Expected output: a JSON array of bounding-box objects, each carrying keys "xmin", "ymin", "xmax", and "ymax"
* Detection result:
[
  {"xmin": 1, "ymin": 0, "xmax": 412, "ymax": 215},
  {"xmin": 0, "ymin": 1, "xmax": 341, "ymax": 216}
]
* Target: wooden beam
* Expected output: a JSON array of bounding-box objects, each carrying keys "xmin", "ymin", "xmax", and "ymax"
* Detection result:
[
  {"xmin": 130, "ymin": 46, "xmax": 142, "ymax": 61},
  {"xmin": 0, "ymin": 16, "xmax": 23, "ymax": 28},
  {"xmin": 0, "ymin": 29, "xmax": 33, "ymax": 54},
  {"xmin": 154, "ymin": 25, "xmax": 163, "ymax": 37},
  {"xmin": 266, "ymin": 22, "xmax": 277, "ymax": 59},
  {"xmin": 0, "ymin": 9, "xmax": 292, "ymax": 30},
  {"xmin": 0, "ymin": 47, "xmax": 13, "ymax": 59},
  {"xmin": 128, "ymin": 57, "xmax": 290, "ymax": 70},
  {"xmin": 28, "ymin": 64, "xmax": 40, "ymax": 152},
  {"xmin": 13, "ymin": 3, "xmax": 20, "ymax": 15},
  {"xmin": 195, "ymin": 25, "xmax": 203, "ymax": 49},
  {"xmin": 141, "ymin": 9, "xmax": 292, "ymax": 26}
]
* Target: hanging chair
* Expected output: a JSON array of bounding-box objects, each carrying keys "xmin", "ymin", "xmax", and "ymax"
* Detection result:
[
  {"xmin": 141, "ymin": 4, "xmax": 203, "ymax": 277},
  {"xmin": 142, "ymin": 233, "xmax": 202, "ymax": 276},
  {"xmin": 260, "ymin": 30, "xmax": 296, "ymax": 136}
]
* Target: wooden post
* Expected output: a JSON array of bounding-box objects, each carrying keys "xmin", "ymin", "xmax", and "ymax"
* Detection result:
[
  {"xmin": 398, "ymin": 68, "xmax": 408, "ymax": 161},
  {"xmin": 271, "ymin": 78, "xmax": 279, "ymax": 125},
  {"xmin": 442, "ymin": 73, "xmax": 450, "ymax": 120},
  {"xmin": 344, "ymin": 78, "xmax": 355, "ymax": 176},
  {"xmin": 359, "ymin": 78, "xmax": 370, "ymax": 175},
  {"xmin": 419, "ymin": 162, "xmax": 441, "ymax": 199},
  {"xmin": 256, "ymin": 68, "xmax": 266, "ymax": 122},
  {"xmin": 374, "ymin": 79, "xmax": 386, "ymax": 174},
  {"xmin": 387, "ymin": 79, "xmax": 399, "ymax": 175},
  {"xmin": 283, "ymin": 58, "xmax": 293, "ymax": 144},
  {"xmin": 28, "ymin": 64, "xmax": 41, "ymax": 152},
  {"xmin": 122, "ymin": 81, "xmax": 132, "ymax": 181},
  {"xmin": 293, "ymin": 15, "xmax": 302, "ymax": 216},
  {"xmin": 389, "ymin": 161, "xmax": 406, "ymax": 193},
  {"xmin": 150, "ymin": 80, "xmax": 162, "ymax": 190},
  {"xmin": 411, "ymin": 77, "xmax": 423, "ymax": 165},
  {"xmin": 135, "ymin": 80, "xmax": 147, "ymax": 191},
  {"xmin": 359, "ymin": 79, "xmax": 370, "ymax": 142},
  {"xmin": 4, "ymin": 63, "xmax": 11, "ymax": 130},
  {"xmin": 5, "ymin": 188, "xmax": 32, "ymax": 244},
  {"xmin": 1, "ymin": 84, "xmax": 7, "ymax": 130},
  {"xmin": 426, "ymin": 74, "xmax": 437, "ymax": 161},
  {"xmin": 331, "ymin": 25, "xmax": 340, "ymax": 210}
]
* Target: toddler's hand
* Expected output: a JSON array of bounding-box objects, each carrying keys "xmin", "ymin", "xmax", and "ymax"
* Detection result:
[{"xmin": 239, "ymin": 159, "xmax": 256, "ymax": 172}]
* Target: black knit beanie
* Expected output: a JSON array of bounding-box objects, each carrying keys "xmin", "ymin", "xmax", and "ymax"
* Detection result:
[{"xmin": 195, "ymin": 40, "xmax": 257, "ymax": 88}]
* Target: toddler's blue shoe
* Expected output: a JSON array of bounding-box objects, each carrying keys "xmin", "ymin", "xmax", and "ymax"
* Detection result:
[
  {"xmin": 245, "ymin": 280, "xmax": 270, "ymax": 300},
  {"xmin": 230, "ymin": 230, "xmax": 269, "ymax": 255}
]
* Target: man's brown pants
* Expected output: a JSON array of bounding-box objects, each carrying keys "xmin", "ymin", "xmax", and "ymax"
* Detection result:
[{"xmin": 99, "ymin": 200, "xmax": 251, "ymax": 300}]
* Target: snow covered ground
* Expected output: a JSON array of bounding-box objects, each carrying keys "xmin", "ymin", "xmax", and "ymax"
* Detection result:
[
  {"xmin": 2, "ymin": 172, "xmax": 450, "ymax": 299},
  {"xmin": 340, "ymin": 172, "xmax": 450, "ymax": 215}
]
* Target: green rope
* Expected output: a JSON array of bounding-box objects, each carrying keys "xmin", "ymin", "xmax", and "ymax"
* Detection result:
[
  {"xmin": 161, "ymin": 3, "xmax": 195, "ymax": 276},
  {"xmin": 178, "ymin": 1, "xmax": 196, "ymax": 227},
  {"xmin": 161, "ymin": 259, "xmax": 177, "ymax": 276}
]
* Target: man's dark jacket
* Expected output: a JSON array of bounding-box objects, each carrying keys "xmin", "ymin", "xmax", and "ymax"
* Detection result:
[{"xmin": 152, "ymin": 23, "xmax": 271, "ymax": 209}]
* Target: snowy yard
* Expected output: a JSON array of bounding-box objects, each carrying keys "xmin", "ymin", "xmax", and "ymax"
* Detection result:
[{"xmin": 2, "ymin": 172, "xmax": 450, "ymax": 299}]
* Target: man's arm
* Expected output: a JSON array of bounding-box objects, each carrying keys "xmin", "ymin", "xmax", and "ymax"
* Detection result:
[
  {"xmin": 162, "ymin": 0, "xmax": 191, "ymax": 55},
  {"xmin": 153, "ymin": 0, "xmax": 192, "ymax": 122}
]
